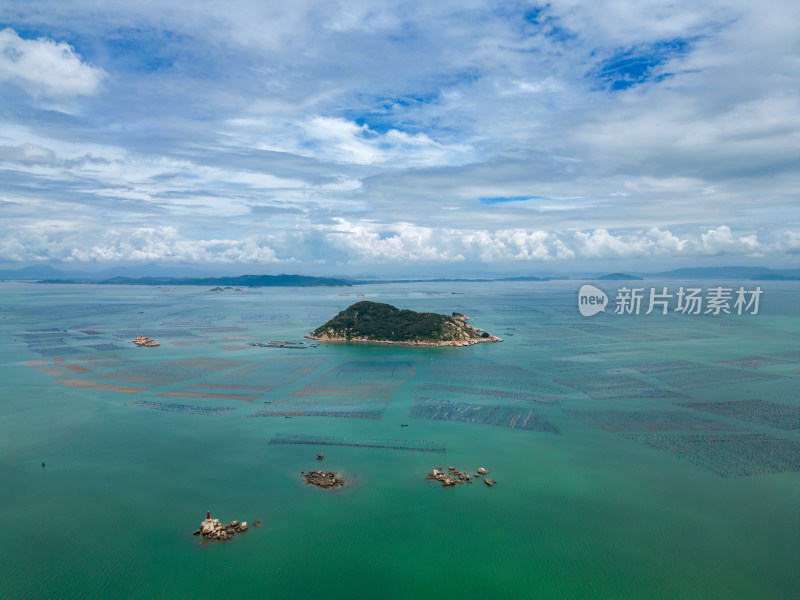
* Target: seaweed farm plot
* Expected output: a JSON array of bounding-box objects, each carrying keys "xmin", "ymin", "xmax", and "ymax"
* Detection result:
[
  {"xmin": 564, "ymin": 409, "xmax": 741, "ymax": 432},
  {"xmin": 27, "ymin": 353, "xmax": 135, "ymax": 384},
  {"xmin": 425, "ymin": 359, "xmax": 537, "ymax": 393},
  {"xmin": 66, "ymin": 353, "xmax": 135, "ymax": 371},
  {"xmin": 56, "ymin": 378, "xmax": 145, "ymax": 393},
  {"xmin": 716, "ymin": 356, "xmax": 796, "ymax": 370},
  {"xmin": 553, "ymin": 374, "xmax": 684, "ymax": 400},
  {"xmin": 94, "ymin": 357, "xmax": 250, "ymax": 387},
  {"xmin": 124, "ymin": 399, "xmax": 235, "ymax": 416},
  {"xmin": 268, "ymin": 433, "xmax": 445, "ymax": 453},
  {"xmin": 258, "ymin": 395, "xmax": 388, "ymax": 419},
  {"xmin": 410, "ymin": 397, "xmax": 559, "ymax": 433},
  {"xmin": 237, "ymin": 313, "xmax": 290, "ymax": 323},
  {"xmin": 678, "ymin": 399, "xmax": 800, "ymax": 431},
  {"xmin": 621, "ymin": 433, "xmax": 800, "ymax": 477},
  {"xmin": 416, "ymin": 383, "xmax": 564, "ymax": 406},
  {"xmin": 289, "ymin": 360, "xmax": 415, "ymax": 399},
  {"xmin": 250, "ymin": 408, "xmax": 382, "ymax": 419},
  {"xmin": 647, "ymin": 367, "xmax": 777, "ymax": 391},
  {"xmin": 631, "ymin": 360, "xmax": 705, "ymax": 375},
  {"xmin": 212, "ymin": 355, "xmax": 326, "ymax": 388},
  {"xmin": 156, "ymin": 389, "xmax": 263, "ymax": 402}
]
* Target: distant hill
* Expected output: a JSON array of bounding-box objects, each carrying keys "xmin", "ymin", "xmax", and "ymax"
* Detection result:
[
  {"xmin": 597, "ymin": 273, "xmax": 644, "ymax": 281},
  {"xmin": 647, "ymin": 266, "xmax": 800, "ymax": 280},
  {"xmin": 0, "ymin": 265, "xmax": 94, "ymax": 280},
  {"xmin": 309, "ymin": 301, "xmax": 501, "ymax": 346}
]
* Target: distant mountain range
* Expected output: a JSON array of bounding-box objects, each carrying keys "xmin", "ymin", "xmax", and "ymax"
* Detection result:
[
  {"xmin": 0, "ymin": 265, "xmax": 798, "ymax": 284},
  {"xmin": 643, "ymin": 266, "xmax": 800, "ymax": 280}
]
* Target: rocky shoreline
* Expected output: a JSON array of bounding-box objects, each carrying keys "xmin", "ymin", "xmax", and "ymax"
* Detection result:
[{"xmin": 304, "ymin": 334, "xmax": 502, "ymax": 347}]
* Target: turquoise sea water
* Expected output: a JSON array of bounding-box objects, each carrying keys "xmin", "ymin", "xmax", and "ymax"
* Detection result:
[{"xmin": 1, "ymin": 280, "xmax": 798, "ymax": 599}]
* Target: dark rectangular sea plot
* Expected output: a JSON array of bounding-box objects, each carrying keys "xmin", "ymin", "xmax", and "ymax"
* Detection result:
[
  {"xmin": 33, "ymin": 346, "xmax": 85, "ymax": 357},
  {"xmin": 250, "ymin": 408, "xmax": 383, "ymax": 419},
  {"xmin": 631, "ymin": 360, "xmax": 705, "ymax": 375},
  {"xmin": 124, "ymin": 399, "xmax": 235, "ymax": 416},
  {"xmin": 410, "ymin": 397, "xmax": 559, "ymax": 433},
  {"xmin": 87, "ymin": 343, "xmax": 125, "ymax": 352},
  {"xmin": 678, "ymin": 399, "xmax": 800, "ymax": 430},
  {"xmin": 425, "ymin": 360, "xmax": 536, "ymax": 392},
  {"xmin": 564, "ymin": 409, "xmax": 741, "ymax": 432},
  {"xmin": 621, "ymin": 433, "xmax": 800, "ymax": 477},
  {"xmin": 268, "ymin": 385, "xmax": 391, "ymax": 417},
  {"xmin": 716, "ymin": 356, "xmax": 793, "ymax": 369},
  {"xmin": 268, "ymin": 433, "xmax": 446, "ymax": 453},
  {"xmin": 238, "ymin": 313, "xmax": 290, "ymax": 322},
  {"xmin": 95, "ymin": 357, "xmax": 250, "ymax": 387},
  {"xmin": 553, "ymin": 374, "xmax": 683, "ymax": 400},
  {"xmin": 650, "ymin": 367, "xmax": 777, "ymax": 390},
  {"xmin": 68, "ymin": 352, "xmax": 135, "ymax": 371},
  {"xmin": 156, "ymin": 390, "xmax": 263, "ymax": 402},
  {"xmin": 416, "ymin": 383, "xmax": 564, "ymax": 406}
]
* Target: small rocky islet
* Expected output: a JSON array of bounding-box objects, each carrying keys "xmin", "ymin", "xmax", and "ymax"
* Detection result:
[
  {"xmin": 193, "ymin": 515, "xmax": 256, "ymax": 541},
  {"xmin": 428, "ymin": 466, "xmax": 496, "ymax": 487},
  {"xmin": 303, "ymin": 469, "xmax": 345, "ymax": 488},
  {"xmin": 132, "ymin": 335, "xmax": 159, "ymax": 347}
]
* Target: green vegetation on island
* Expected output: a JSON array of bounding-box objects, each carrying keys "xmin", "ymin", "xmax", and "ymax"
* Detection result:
[{"xmin": 309, "ymin": 301, "xmax": 501, "ymax": 347}]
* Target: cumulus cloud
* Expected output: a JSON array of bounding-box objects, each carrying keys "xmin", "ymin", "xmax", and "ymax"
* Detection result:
[
  {"xmin": 1, "ymin": 225, "xmax": 285, "ymax": 264},
  {"xmin": 318, "ymin": 219, "xmax": 463, "ymax": 262},
  {"xmin": 305, "ymin": 220, "xmax": 788, "ymax": 265},
  {"xmin": 0, "ymin": 28, "xmax": 106, "ymax": 97},
  {"xmin": 699, "ymin": 226, "xmax": 761, "ymax": 256},
  {"xmin": 1, "ymin": 221, "xmax": 796, "ymax": 267}
]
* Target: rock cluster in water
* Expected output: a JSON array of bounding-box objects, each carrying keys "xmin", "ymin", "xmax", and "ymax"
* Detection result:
[
  {"xmin": 428, "ymin": 466, "xmax": 496, "ymax": 488},
  {"xmin": 304, "ymin": 470, "xmax": 345, "ymax": 488},
  {"xmin": 133, "ymin": 335, "xmax": 160, "ymax": 347},
  {"xmin": 194, "ymin": 518, "xmax": 249, "ymax": 541}
]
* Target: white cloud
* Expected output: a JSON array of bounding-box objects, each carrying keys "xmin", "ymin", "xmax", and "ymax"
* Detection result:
[
  {"xmin": 1, "ymin": 220, "xmax": 796, "ymax": 266},
  {"xmin": 699, "ymin": 226, "xmax": 761, "ymax": 256},
  {"xmin": 0, "ymin": 28, "xmax": 106, "ymax": 97},
  {"xmin": 0, "ymin": 225, "xmax": 285, "ymax": 264},
  {"xmin": 319, "ymin": 218, "xmax": 462, "ymax": 262}
]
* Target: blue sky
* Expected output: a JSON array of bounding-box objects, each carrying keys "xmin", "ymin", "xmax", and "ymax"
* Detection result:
[{"xmin": 0, "ymin": 1, "xmax": 798, "ymax": 275}]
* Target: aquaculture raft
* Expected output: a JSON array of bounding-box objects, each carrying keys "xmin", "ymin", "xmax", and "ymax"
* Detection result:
[{"xmin": 268, "ymin": 433, "xmax": 446, "ymax": 453}]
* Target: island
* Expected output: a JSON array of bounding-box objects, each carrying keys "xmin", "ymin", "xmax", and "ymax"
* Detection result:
[{"xmin": 308, "ymin": 301, "xmax": 502, "ymax": 347}]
